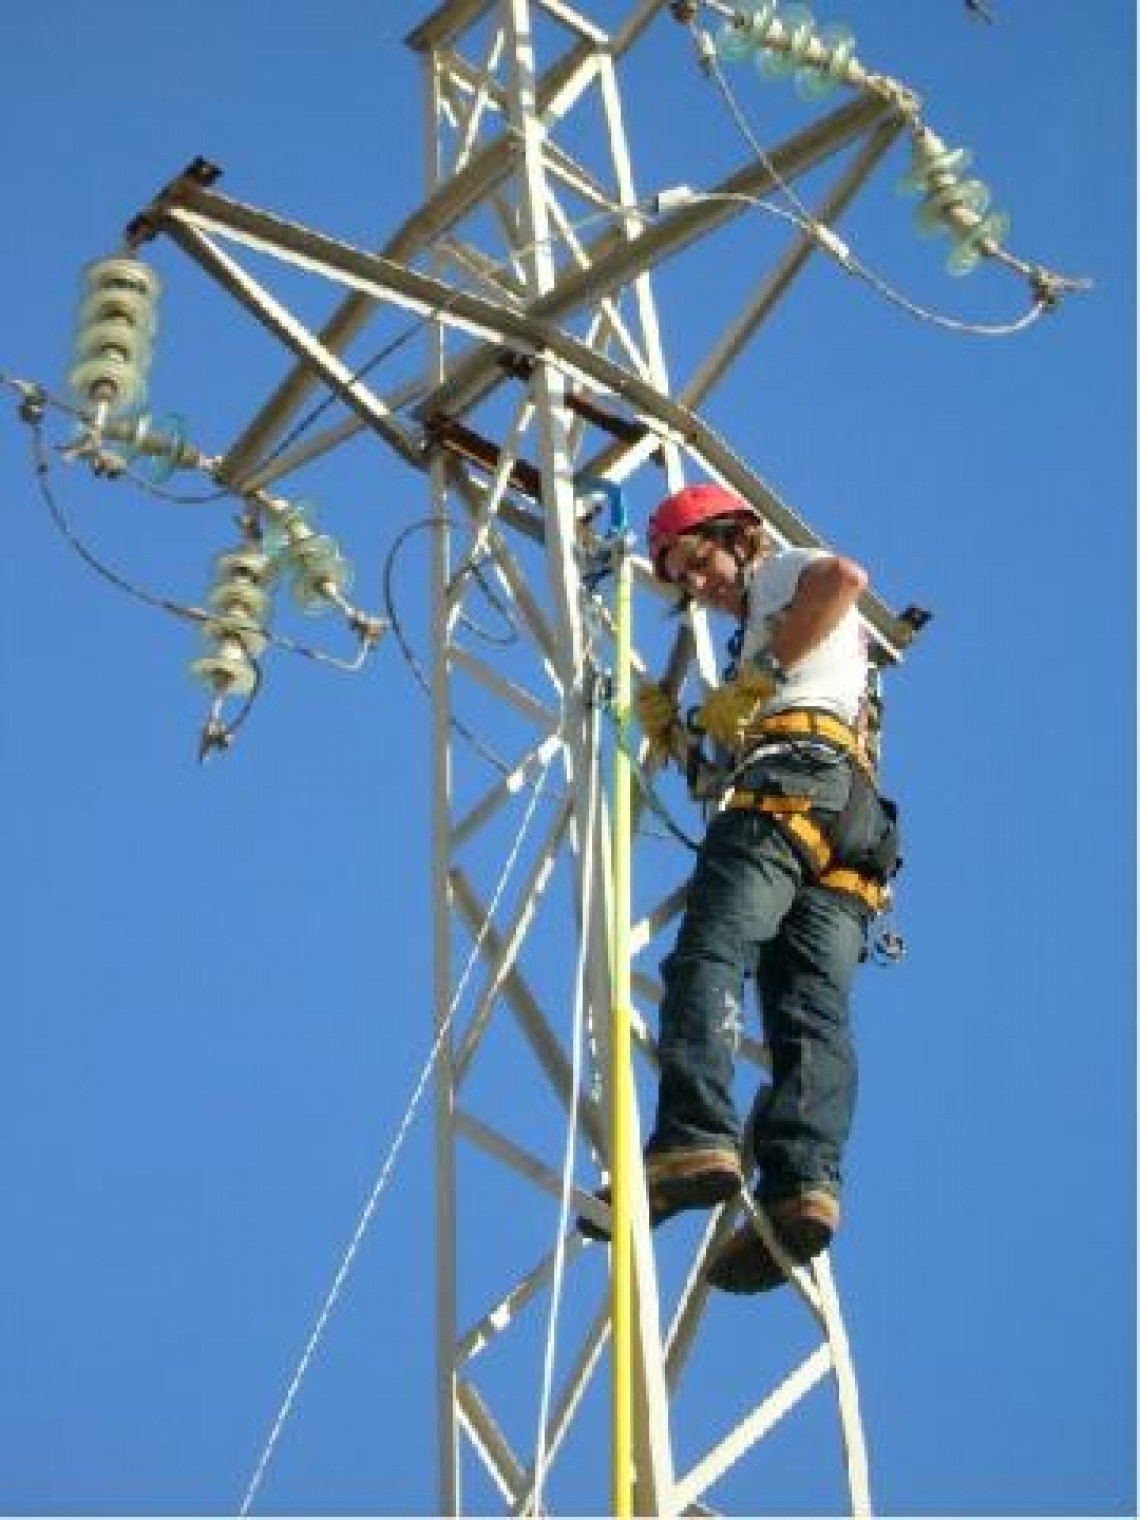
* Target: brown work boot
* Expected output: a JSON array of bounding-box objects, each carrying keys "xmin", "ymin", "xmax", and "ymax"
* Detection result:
[
  {"xmin": 578, "ymin": 1144, "xmax": 742, "ymax": 1241},
  {"xmin": 705, "ymin": 1187, "xmax": 840, "ymax": 1294}
]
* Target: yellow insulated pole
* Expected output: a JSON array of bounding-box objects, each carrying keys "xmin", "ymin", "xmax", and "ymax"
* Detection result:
[{"xmin": 602, "ymin": 482, "xmax": 635, "ymax": 1520}]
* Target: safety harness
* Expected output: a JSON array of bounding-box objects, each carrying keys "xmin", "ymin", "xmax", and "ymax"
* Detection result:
[
  {"xmin": 722, "ymin": 709, "xmax": 896, "ymax": 916},
  {"xmin": 672, "ymin": 535, "xmax": 901, "ymax": 926},
  {"xmin": 736, "ymin": 707, "xmax": 875, "ymax": 775}
]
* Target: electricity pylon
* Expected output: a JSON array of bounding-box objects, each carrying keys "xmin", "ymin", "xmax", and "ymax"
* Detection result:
[{"xmin": 115, "ymin": 1, "xmax": 992, "ymax": 1511}]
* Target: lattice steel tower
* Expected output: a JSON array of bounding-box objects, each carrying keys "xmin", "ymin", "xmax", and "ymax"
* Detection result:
[{"xmin": 96, "ymin": 0, "xmax": 1079, "ymax": 1511}]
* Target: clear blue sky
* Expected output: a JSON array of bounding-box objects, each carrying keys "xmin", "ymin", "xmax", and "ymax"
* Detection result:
[{"xmin": 0, "ymin": 2, "xmax": 1134, "ymax": 1516}]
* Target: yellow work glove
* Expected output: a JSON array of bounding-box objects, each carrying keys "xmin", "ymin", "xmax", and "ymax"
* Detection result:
[
  {"xmin": 633, "ymin": 680, "xmax": 680, "ymax": 764},
  {"xmin": 694, "ymin": 668, "xmax": 779, "ymax": 748}
]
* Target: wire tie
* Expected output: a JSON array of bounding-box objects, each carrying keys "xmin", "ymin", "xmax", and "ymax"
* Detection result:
[
  {"xmin": 812, "ymin": 224, "xmax": 854, "ymax": 269},
  {"xmin": 17, "ymin": 384, "xmax": 47, "ymax": 425}
]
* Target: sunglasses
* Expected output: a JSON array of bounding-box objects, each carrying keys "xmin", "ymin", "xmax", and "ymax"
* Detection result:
[{"xmin": 659, "ymin": 533, "xmax": 731, "ymax": 587}]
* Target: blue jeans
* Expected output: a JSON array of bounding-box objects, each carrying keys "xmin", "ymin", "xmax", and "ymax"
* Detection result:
[{"xmin": 648, "ymin": 755, "xmax": 868, "ymax": 1203}]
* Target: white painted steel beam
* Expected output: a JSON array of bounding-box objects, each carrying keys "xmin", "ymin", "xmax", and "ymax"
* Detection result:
[
  {"xmin": 457, "ymin": 1378, "xmax": 528, "ymax": 1505},
  {"xmin": 513, "ymin": 1298, "xmax": 612, "ymax": 1511},
  {"xmin": 672, "ymin": 1345, "xmax": 835, "ymax": 1514},
  {"xmin": 413, "ymin": 92, "xmax": 898, "ymax": 421},
  {"xmin": 678, "ymin": 118, "xmax": 907, "ymax": 414},
  {"xmin": 451, "ymin": 867, "xmax": 608, "ymax": 1155},
  {"xmin": 155, "ymin": 187, "xmax": 915, "ymax": 654},
  {"xmin": 159, "ymin": 219, "xmax": 423, "ymax": 471},
  {"xmin": 449, "ymin": 645, "xmax": 560, "ymax": 730},
  {"xmin": 449, "ymin": 737, "xmax": 562, "ymax": 848},
  {"xmin": 443, "ymin": 460, "xmax": 561, "ymax": 662},
  {"xmin": 456, "ymin": 1109, "xmax": 597, "ymax": 1210},
  {"xmin": 631, "ymin": 885, "xmax": 687, "ymax": 957},
  {"xmin": 813, "ymin": 1252, "xmax": 873, "ymax": 1518},
  {"xmin": 408, "ymin": 0, "xmax": 502, "ymax": 52},
  {"xmin": 215, "ymin": 0, "xmax": 668, "ymax": 486},
  {"xmin": 538, "ymin": 0, "xmax": 610, "ymax": 47},
  {"xmin": 664, "ymin": 1207, "xmax": 739, "ymax": 1384},
  {"xmin": 449, "ymin": 799, "xmax": 570, "ymax": 1080},
  {"xmin": 457, "ymin": 1235, "xmax": 590, "ymax": 1365}
]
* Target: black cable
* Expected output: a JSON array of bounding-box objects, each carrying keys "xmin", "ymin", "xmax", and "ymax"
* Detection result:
[
  {"xmin": 24, "ymin": 416, "xmax": 369, "ymax": 673},
  {"xmin": 384, "ymin": 515, "xmax": 701, "ymax": 851},
  {"xmin": 119, "ymin": 465, "xmax": 234, "ymax": 506},
  {"xmin": 615, "ymin": 715, "xmax": 702, "ymax": 853},
  {"xmin": 232, "ymin": 198, "xmax": 677, "ymax": 483},
  {"xmin": 692, "ymin": 33, "xmax": 1051, "ymax": 338},
  {"xmin": 30, "ymin": 420, "xmax": 215, "ymax": 625},
  {"xmin": 249, "ymin": 321, "xmax": 427, "ymax": 482},
  {"xmin": 450, "ymin": 556, "xmax": 520, "ymax": 647},
  {"xmin": 381, "ymin": 516, "xmax": 516, "ymax": 775},
  {"xmin": 15, "ymin": 371, "xmax": 702, "ymax": 838}
]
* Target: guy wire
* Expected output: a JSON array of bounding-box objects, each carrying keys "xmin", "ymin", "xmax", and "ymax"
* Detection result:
[{"xmin": 238, "ymin": 746, "xmax": 557, "ymax": 1516}]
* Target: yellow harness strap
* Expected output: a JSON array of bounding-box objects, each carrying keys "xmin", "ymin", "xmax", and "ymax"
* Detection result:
[
  {"xmin": 726, "ymin": 794, "xmax": 813, "ymax": 814},
  {"xmin": 743, "ymin": 709, "xmax": 874, "ymax": 775},
  {"xmin": 818, "ymin": 867, "xmax": 889, "ymax": 914},
  {"xmin": 724, "ymin": 792, "xmax": 886, "ymax": 910},
  {"xmin": 725, "ymin": 793, "xmax": 833, "ymax": 873}
]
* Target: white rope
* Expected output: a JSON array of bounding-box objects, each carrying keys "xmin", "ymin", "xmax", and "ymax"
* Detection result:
[
  {"xmin": 239, "ymin": 750, "xmax": 556, "ymax": 1516},
  {"xmin": 530, "ymin": 706, "xmax": 601, "ymax": 1515}
]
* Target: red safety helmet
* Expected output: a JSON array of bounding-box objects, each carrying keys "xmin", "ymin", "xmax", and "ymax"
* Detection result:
[{"xmin": 647, "ymin": 483, "xmax": 760, "ymax": 577}]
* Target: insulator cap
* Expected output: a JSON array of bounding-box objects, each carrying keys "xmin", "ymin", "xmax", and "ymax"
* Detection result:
[
  {"xmin": 214, "ymin": 548, "xmax": 273, "ymax": 583},
  {"xmin": 81, "ymin": 256, "xmax": 161, "ymax": 302},
  {"xmin": 291, "ymin": 553, "xmax": 353, "ymax": 612},
  {"xmin": 189, "ymin": 648, "xmax": 257, "ymax": 697},
  {"xmin": 67, "ymin": 353, "xmax": 147, "ymax": 412},
  {"xmin": 71, "ymin": 256, "xmax": 161, "ymax": 415},
  {"xmin": 208, "ymin": 580, "xmax": 271, "ymax": 623},
  {"xmin": 201, "ymin": 616, "xmax": 268, "ymax": 659},
  {"xmin": 74, "ymin": 316, "xmax": 154, "ymax": 369},
  {"xmin": 946, "ymin": 209, "xmax": 1011, "ymax": 275},
  {"xmin": 79, "ymin": 287, "xmax": 158, "ymax": 339}
]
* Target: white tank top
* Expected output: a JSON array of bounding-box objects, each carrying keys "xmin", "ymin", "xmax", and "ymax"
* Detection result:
[{"xmin": 739, "ymin": 548, "xmax": 868, "ymax": 725}]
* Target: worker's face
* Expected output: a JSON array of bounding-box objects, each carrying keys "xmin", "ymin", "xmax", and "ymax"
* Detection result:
[{"xmin": 660, "ymin": 532, "xmax": 743, "ymax": 613}]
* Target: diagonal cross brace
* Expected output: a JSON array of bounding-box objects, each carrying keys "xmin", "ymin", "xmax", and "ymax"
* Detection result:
[{"xmin": 147, "ymin": 192, "xmax": 919, "ymax": 657}]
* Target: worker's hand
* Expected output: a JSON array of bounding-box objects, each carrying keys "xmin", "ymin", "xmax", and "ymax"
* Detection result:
[
  {"xmin": 693, "ymin": 669, "xmax": 778, "ymax": 748},
  {"xmin": 633, "ymin": 680, "xmax": 680, "ymax": 764}
]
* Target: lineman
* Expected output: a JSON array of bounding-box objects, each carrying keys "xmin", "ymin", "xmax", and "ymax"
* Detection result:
[{"xmin": 629, "ymin": 483, "xmax": 899, "ymax": 1292}]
